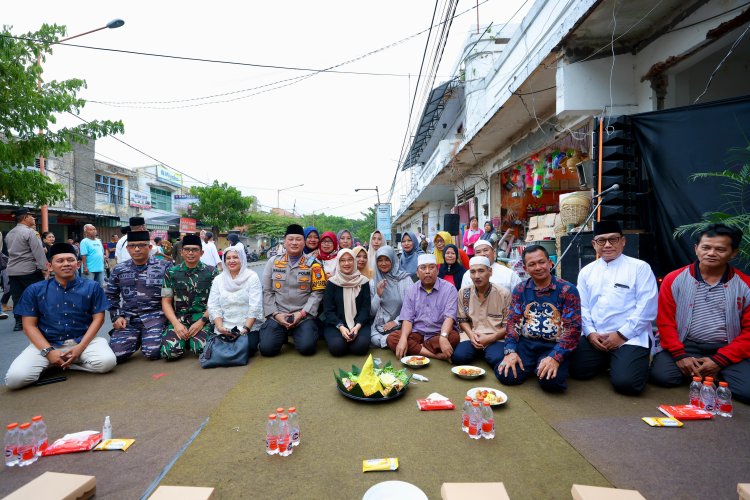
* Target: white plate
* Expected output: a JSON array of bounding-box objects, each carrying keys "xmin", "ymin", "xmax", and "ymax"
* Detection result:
[
  {"xmin": 363, "ymin": 481, "xmax": 428, "ymax": 500},
  {"xmin": 467, "ymin": 386, "xmax": 508, "ymax": 406},
  {"xmin": 400, "ymin": 355, "xmax": 430, "ymax": 368},
  {"xmin": 451, "ymin": 365, "xmax": 486, "ymax": 379}
]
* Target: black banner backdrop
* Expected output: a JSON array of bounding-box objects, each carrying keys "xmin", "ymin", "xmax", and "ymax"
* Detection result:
[{"xmin": 630, "ymin": 95, "xmax": 750, "ymax": 275}]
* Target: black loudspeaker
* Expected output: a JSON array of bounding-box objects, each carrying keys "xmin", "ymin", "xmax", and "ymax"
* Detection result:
[
  {"xmin": 443, "ymin": 214, "xmax": 460, "ymax": 235},
  {"xmin": 395, "ymin": 233, "xmax": 402, "ymax": 243},
  {"xmin": 558, "ymin": 232, "xmax": 657, "ymax": 285}
]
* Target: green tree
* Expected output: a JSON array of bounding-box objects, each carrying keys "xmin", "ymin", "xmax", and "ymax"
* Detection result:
[
  {"xmin": 245, "ymin": 212, "xmax": 298, "ymax": 238},
  {"xmin": 353, "ymin": 206, "xmax": 377, "ymax": 243},
  {"xmin": 0, "ymin": 24, "xmax": 124, "ymax": 206},
  {"xmin": 189, "ymin": 181, "xmax": 255, "ymax": 233}
]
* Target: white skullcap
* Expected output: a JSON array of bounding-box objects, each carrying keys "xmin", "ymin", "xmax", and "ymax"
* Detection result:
[
  {"xmin": 473, "ymin": 239, "xmax": 492, "ymax": 249},
  {"xmin": 469, "ymin": 256, "xmax": 491, "ymax": 268},
  {"xmin": 418, "ymin": 254, "xmax": 437, "ymax": 266}
]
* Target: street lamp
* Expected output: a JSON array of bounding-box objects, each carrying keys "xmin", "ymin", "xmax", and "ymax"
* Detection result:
[
  {"xmin": 37, "ymin": 19, "xmax": 125, "ymax": 232},
  {"xmin": 354, "ymin": 186, "xmax": 380, "ymax": 205},
  {"xmin": 277, "ymin": 183, "xmax": 304, "ymax": 210}
]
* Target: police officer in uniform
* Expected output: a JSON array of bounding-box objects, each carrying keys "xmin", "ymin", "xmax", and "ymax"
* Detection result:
[
  {"xmin": 259, "ymin": 224, "xmax": 327, "ymax": 356},
  {"xmin": 106, "ymin": 231, "xmax": 171, "ymax": 361}
]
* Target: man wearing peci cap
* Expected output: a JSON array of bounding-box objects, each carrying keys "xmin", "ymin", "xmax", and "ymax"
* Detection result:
[
  {"xmin": 388, "ymin": 253, "xmax": 460, "ymax": 360},
  {"xmin": 106, "ymin": 231, "xmax": 172, "ymax": 362},
  {"xmin": 258, "ymin": 224, "xmax": 328, "ymax": 357},
  {"xmin": 160, "ymin": 233, "xmax": 219, "ymax": 360},
  {"xmin": 460, "ymin": 239, "xmax": 522, "ymax": 292},
  {"xmin": 5, "ymin": 243, "xmax": 116, "ymax": 389},
  {"xmin": 453, "ymin": 256, "xmax": 512, "ymax": 371},
  {"xmin": 569, "ymin": 221, "xmax": 658, "ymax": 395},
  {"xmin": 5, "ymin": 208, "xmax": 49, "ymax": 332}
]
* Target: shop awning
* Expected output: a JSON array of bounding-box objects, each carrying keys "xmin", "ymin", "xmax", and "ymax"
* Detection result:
[
  {"xmin": 145, "ymin": 214, "xmax": 180, "ymax": 230},
  {"xmin": 402, "ymin": 80, "xmax": 458, "ymax": 170}
]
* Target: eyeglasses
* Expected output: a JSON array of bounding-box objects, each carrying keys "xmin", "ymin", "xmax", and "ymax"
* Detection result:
[
  {"xmin": 593, "ymin": 236, "xmax": 622, "ymax": 246},
  {"xmin": 182, "ymin": 247, "xmax": 202, "ymax": 253},
  {"xmin": 126, "ymin": 244, "xmax": 149, "ymax": 250}
]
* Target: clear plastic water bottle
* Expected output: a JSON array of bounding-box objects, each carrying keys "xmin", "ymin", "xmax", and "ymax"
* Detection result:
[
  {"xmin": 705, "ymin": 377, "xmax": 717, "ymax": 394},
  {"xmin": 468, "ymin": 402, "xmax": 481, "ymax": 440},
  {"xmin": 275, "ymin": 407, "xmax": 285, "ymax": 420},
  {"xmin": 31, "ymin": 416, "xmax": 48, "ymax": 456},
  {"xmin": 715, "ymin": 382, "xmax": 733, "ymax": 418},
  {"xmin": 481, "ymin": 401, "xmax": 495, "ymax": 439},
  {"xmin": 17, "ymin": 423, "xmax": 37, "ymax": 466},
  {"xmin": 461, "ymin": 396, "xmax": 473, "ymax": 433},
  {"xmin": 266, "ymin": 414, "xmax": 279, "ymax": 455},
  {"xmin": 5, "ymin": 423, "xmax": 20, "ymax": 467},
  {"xmin": 688, "ymin": 376, "xmax": 702, "ymax": 406},
  {"xmin": 102, "ymin": 416, "xmax": 112, "ymax": 441},
  {"xmin": 287, "ymin": 407, "xmax": 300, "ymax": 447},
  {"xmin": 699, "ymin": 381, "xmax": 716, "ymax": 414},
  {"xmin": 277, "ymin": 415, "xmax": 293, "ymax": 457}
]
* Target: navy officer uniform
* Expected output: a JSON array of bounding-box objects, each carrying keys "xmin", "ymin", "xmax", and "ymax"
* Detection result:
[{"xmin": 106, "ymin": 230, "xmax": 171, "ymax": 361}]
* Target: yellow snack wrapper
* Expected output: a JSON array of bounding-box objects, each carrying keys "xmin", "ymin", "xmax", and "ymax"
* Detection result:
[
  {"xmin": 93, "ymin": 438, "xmax": 135, "ymax": 451},
  {"xmin": 362, "ymin": 458, "xmax": 399, "ymax": 472},
  {"xmin": 357, "ymin": 354, "xmax": 384, "ymax": 397},
  {"xmin": 641, "ymin": 417, "xmax": 683, "ymax": 428}
]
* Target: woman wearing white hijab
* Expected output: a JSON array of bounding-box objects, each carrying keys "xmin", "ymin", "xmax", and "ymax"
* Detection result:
[
  {"xmin": 369, "ymin": 246, "xmax": 414, "ymax": 348},
  {"xmin": 322, "ymin": 248, "xmax": 371, "ymax": 356},
  {"xmin": 207, "ymin": 245, "xmax": 264, "ymax": 355}
]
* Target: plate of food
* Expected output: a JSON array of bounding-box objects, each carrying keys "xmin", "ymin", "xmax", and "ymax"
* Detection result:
[
  {"xmin": 334, "ymin": 354, "xmax": 412, "ymax": 403},
  {"xmin": 451, "ymin": 365, "xmax": 485, "ymax": 379},
  {"xmin": 400, "ymin": 355, "xmax": 430, "ymax": 368},
  {"xmin": 467, "ymin": 387, "xmax": 508, "ymax": 406}
]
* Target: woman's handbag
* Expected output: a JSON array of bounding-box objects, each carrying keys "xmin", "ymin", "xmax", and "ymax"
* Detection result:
[{"xmin": 199, "ymin": 330, "xmax": 250, "ymax": 368}]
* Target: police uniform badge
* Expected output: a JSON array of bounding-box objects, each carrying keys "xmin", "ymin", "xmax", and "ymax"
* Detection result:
[{"xmin": 310, "ymin": 263, "xmax": 326, "ymax": 291}]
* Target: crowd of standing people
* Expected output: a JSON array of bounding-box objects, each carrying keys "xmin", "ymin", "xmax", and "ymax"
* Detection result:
[{"xmin": 2, "ymin": 209, "xmax": 748, "ymax": 406}]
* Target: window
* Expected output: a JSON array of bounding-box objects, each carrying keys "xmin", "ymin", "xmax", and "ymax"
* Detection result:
[
  {"xmin": 95, "ymin": 174, "xmax": 124, "ymax": 205},
  {"xmin": 150, "ymin": 187, "xmax": 172, "ymax": 211}
]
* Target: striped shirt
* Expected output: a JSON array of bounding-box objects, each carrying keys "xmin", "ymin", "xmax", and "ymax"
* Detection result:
[{"xmin": 686, "ymin": 268, "xmax": 728, "ymax": 343}]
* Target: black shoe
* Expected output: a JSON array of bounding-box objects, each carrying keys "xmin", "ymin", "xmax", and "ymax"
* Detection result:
[
  {"xmin": 13, "ymin": 322, "xmax": 23, "ymax": 331},
  {"xmin": 0, "ymin": 312, "xmax": 8, "ymax": 320}
]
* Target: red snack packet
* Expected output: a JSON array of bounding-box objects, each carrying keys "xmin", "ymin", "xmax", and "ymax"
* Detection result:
[
  {"xmin": 416, "ymin": 399, "xmax": 455, "ymax": 411},
  {"xmin": 41, "ymin": 431, "xmax": 102, "ymax": 456}
]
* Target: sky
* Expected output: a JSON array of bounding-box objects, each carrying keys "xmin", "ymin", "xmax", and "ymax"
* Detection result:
[{"xmin": 5, "ymin": 0, "xmax": 531, "ymax": 218}]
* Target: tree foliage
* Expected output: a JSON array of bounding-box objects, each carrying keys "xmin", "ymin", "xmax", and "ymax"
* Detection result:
[
  {"xmin": 0, "ymin": 24, "xmax": 124, "ymax": 206},
  {"xmin": 189, "ymin": 181, "xmax": 255, "ymax": 232},
  {"xmin": 245, "ymin": 212, "xmax": 298, "ymax": 238}
]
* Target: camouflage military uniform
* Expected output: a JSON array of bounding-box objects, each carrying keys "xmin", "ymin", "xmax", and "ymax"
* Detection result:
[
  {"xmin": 160, "ymin": 261, "xmax": 219, "ymax": 359},
  {"xmin": 106, "ymin": 257, "xmax": 171, "ymax": 361}
]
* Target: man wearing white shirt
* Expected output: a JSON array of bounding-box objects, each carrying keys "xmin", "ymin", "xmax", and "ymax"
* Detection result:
[
  {"xmin": 114, "ymin": 226, "xmax": 130, "ymax": 264},
  {"xmin": 200, "ymin": 231, "xmax": 222, "ymax": 271},
  {"xmin": 460, "ymin": 239, "xmax": 522, "ymax": 293},
  {"xmin": 569, "ymin": 221, "xmax": 658, "ymax": 395},
  {"xmin": 116, "ymin": 217, "xmax": 147, "ymax": 264}
]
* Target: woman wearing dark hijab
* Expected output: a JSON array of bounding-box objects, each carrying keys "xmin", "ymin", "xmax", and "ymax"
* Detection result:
[
  {"xmin": 398, "ymin": 231, "xmax": 422, "ymax": 281},
  {"xmin": 480, "ymin": 221, "xmax": 499, "ymax": 245},
  {"xmin": 303, "ymin": 226, "xmax": 320, "ymax": 255},
  {"xmin": 438, "ymin": 244, "xmax": 466, "ymax": 290}
]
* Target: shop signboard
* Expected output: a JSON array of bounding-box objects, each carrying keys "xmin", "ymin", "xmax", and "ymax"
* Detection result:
[
  {"xmin": 130, "ymin": 190, "xmax": 152, "ymax": 209},
  {"xmin": 180, "ymin": 217, "xmax": 197, "ymax": 233},
  {"xmin": 156, "ymin": 165, "xmax": 183, "ymax": 187},
  {"xmin": 375, "ymin": 203, "xmax": 392, "ymax": 238},
  {"xmin": 173, "ymin": 194, "xmax": 199, "ymax": 214}
]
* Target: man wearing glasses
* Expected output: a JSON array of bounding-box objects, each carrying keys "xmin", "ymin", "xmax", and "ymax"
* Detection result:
[
  {"xmin": 160, "ymin": 233, "xmax": 219, "ymax": 360},
  {"xmin": 569, "ymin": 221, "xmax": 658, "ymax": 395},
  {"xmin": 5, "ymin": 208, "xmax": 49, "ymax": 332},
  {"xmin": 106, "ymin": 231, "xmax": 171, "ymax": 362}
]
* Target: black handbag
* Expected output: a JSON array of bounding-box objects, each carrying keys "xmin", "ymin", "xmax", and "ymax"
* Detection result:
[{"xmin": 199, "ymin": 331, "xmax": 250, "ymax": 368}]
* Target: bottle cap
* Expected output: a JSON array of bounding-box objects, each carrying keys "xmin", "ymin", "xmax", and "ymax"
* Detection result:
[
  {"xmin": 692, "ymin": 376, "xmax": 701, "ymax": 382},
  {"xmin": 288, "ymin": 407, "xmax": 296, "ymax": 413},
  {"xmin": 280, "ymin": 415, "xmax": 288, "ymax": 421},
  {"xmin": 719, "ymin": 381, "xmax": 729, "ymax": 387},
  {"xmin": 483, "ymin": 401, "xmax": 491, "ymax": 406},
  {"xmin": 706, "ymin": 377, "xmax": 714, "ymax": 382},
  {"xmin": 268, "ymin": 414, "xmax": 277, "ymax": 420},
  {"xmin": 703, "ymin": 381, "xmax": 711, "ymax": 386},
  {"xmin": 6, "ymin": 423, "xmax": 18, "ymax": 430},
  {"xmin": 477, "ymin": 396, "xmax": 484, "ymax": 401},
  {"xmin": 20, "ymin": 422, "xmax": 30, "ymax": 429},
  {"xmin": 464, "ymin": 396, "xmax": 472, "ymax": 401},
  {"xmin": 276, "ymin": 408, "xmax": 285, "ymax": 413},
  {"xmin": 32, "ymin": 415, "xmax": 43, "ymax": 422},
  {"xmin": 472, "ymin": 401, "xmax": 480, "ymax": 407}
]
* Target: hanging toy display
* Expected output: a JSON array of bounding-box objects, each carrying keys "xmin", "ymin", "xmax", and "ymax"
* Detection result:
[{"xmin": 531, "ymin": 161, "xmax": 545, "ymax": 198}]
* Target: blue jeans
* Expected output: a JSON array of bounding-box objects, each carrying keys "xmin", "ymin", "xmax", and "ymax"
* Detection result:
[
  {"xmin": 84, "ymin": 271, "xmax": 105, "ymax": 287},
  {"xmin": 451, "ymin": 340, "xmax": 505, "ymax": 371},
  {"xmin": 495, "ymin": 337, "xmax": 570, "ymax": 392}
]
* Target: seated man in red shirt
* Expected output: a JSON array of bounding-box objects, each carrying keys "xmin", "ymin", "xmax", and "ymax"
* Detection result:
[{"xmin": 651, "ymin": 224, "xmax": 750, "ymax": 403}]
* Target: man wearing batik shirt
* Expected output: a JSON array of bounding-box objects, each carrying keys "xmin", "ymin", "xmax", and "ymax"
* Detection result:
[
  {"xmin": 160, "ymin": 234, "xmax": 219, "ymax": 360},
  {"xmin": 497, "ymin": 244, "xmax": 581, "ymax": 392}
]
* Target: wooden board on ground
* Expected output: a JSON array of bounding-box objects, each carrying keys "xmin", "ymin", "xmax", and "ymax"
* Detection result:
[{"xmin": 3, "ymin": 471, "xmax": 95, "ymax": 500}]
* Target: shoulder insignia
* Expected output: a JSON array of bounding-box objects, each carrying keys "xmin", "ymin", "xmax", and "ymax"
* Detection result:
[{"xmin": 310, "ymin": 263, "xmax": 327, "ymax": 291}]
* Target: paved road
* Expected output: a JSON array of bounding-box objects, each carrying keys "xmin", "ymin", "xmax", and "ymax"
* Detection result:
[{"xmin": 0, "ymin": 260, "xmax": 270, "ymax": 385}]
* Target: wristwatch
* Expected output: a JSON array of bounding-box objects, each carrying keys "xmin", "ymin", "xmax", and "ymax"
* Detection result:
[
  {"xmin": 40, "ymin": 347, "xmax": 54, "ymax": 357},
  {"xmin": 200, "ymin": 315, "xmax": 210, "ymax": 324},
  {"xmin": 440, "ymin": 332, "xmax": 449, "ymax": 338},
  {"xmin": 503, "ymin": 348, "xmax": 516, "ymax": 356}
]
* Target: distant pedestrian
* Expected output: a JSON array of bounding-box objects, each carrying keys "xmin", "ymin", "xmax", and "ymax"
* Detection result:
[
  {"xmin": 80, "ymin": 224, "xmax": 105, "ymax": 286},
  {"xmin": 41, "ymin": 231, "xmax": 55, "ymax": 258},
  {"xmin": 114, "ymin": 226, "xmax": 130, "ymax": 264},
  {"xmin": 106, "ymin": 234, "xmax": 118, "ymax": 274},
  {"xmin": 5, "ymin": 208, "xmax": 48, "ymax": 331},
  {"xmin": 200, "ymin": 231, "xmax": 222, "ymax": 271}
]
